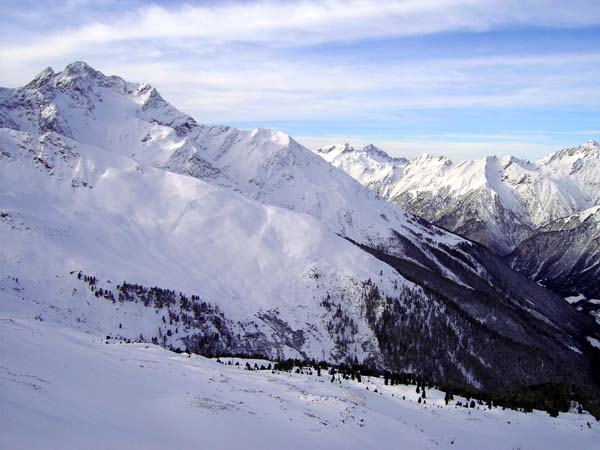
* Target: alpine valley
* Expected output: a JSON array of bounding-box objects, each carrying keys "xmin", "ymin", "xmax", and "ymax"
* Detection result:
[
  {"xmin": 1, "ymin": 62, "xmax": 599, "ymax": 448},
  {"xmin": 315, "ymin": 141, "xmax": 600, "ymax": 302}
]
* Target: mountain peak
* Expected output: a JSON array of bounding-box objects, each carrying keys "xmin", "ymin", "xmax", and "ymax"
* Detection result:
[
  {"xmin": 63, "ymin": 61, "xmax": 101, "ymax": 77},
  {"xmin": 362, "ymin": 143, "xmax": 388, "ymax": 157},
  {"xmin": 24, "ymin": 66, "xmax": 55, "ymax": 89},
  {"xmin": 361, "ymin": 144, "xmax": 408, "ymax": 164},
  {"xmin": 544, "ymin": 139, "xmax": 600, "ymax": 164},
  {"xmin": 22, "ymin": 61, "xmax": 128, "ymax": 95},
  {"xmin": 315, "ymin": 143, "xmax": 355, "ymax": 154},
  {"xmin": 58, "ymin": 61, "xmax": 108, "ymax": 85},
  {"xmin": 340, "ymin": 142, "xmax": 355, "ymax": 153},
  {"xmin": 413, "ymin": 153, "xmax": 451, "ymax": 164}
]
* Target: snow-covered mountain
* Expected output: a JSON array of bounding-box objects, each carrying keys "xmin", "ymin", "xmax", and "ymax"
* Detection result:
[
  {"xmin": 1, "ymin": 62, "xmax": 599, "ymax": 395},
  {"xmin": 315, "ymin": 141, "xmax": 600, "ymax": 254},
  {"xmin": 506, "ymin": 205, "xmax": 600, "ymax": 299}
]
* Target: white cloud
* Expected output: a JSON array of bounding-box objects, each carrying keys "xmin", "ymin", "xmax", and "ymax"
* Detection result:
[
  {"xmin": 3, "ymin": 0, "xmax": 600, "ymax": 65},
  {"xmin": 1, "ymin": 0, "xmax": 598, "ymax": 160}
]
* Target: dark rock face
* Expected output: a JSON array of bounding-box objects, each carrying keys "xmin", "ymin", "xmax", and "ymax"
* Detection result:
[
  {"xmin": 506, "ymin": 209, "xmax": 600, "ymax": 299},
  {"xmin": 351, "ymin": 235, "xmax": 600, "ymax": 391},
  {"xmin": 386, "ymin": 186, "xmax": 533, "ymax": 255}
]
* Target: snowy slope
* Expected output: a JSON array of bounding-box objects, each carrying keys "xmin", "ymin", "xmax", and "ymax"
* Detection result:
[
  {"xmin": 314, "ymin": 141, "xmax": 600, "ymax": 254},
  {"xmin": 0, "ymin": 63, "xmax": 461, "ymax": 250},
  {"xmin": 2, "ymin": 315, "xmax": 598, "ymax": 450},
  {"xmin": 506, "ymin": 205, "xmax": 600, "ymax": 299},
  {"xmin": 1, "ymin": 62, "xmax": 599, "ymax": 394},
  {"xmin": 0, "ymin": 127, "xmax": 403, "ymax": 363}
]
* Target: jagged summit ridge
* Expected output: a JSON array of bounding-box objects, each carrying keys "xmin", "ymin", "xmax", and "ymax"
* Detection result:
[{"xmin": 314, "ymin": 138, "xmax": 600, "ymax": 253}]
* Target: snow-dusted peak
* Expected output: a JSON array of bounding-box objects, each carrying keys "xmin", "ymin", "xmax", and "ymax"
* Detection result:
[
  {"xmin": 340, "ymin": 142, "xmax": 354, "ymax": 153},
  {"xmin": 362, "ymin": 144, "xmax": 408, "ymax": 164},
  {"xmin": 414, "ymin": 153, "xmax": 450, "ymax": 162},
  {"xmin": 498, "ymin": 155, "xmax": 534, "ymax": 170},
  {"xmin": 316, "ymin": 142, "xmax": 408, "ymax": 166},
  {"xmin": 249, "ymin": 127, "xmax": 292, "ymax": 147},
  {"xmin": 316, "ymin": 144, "xmax": 339, "ymax": 154},
  {"xmin": 135, "ymin": 83, "xmax": 163, "ymax": 106},
  {"xmin": 29, "ymin": 61, "xmax": 129, "ymax": 94},
  {"xmin": 24, "ymin": 67, "xmax": 55, "ymax": 89},
  {"xmin": 540, "ymin": 140, "xmax": 600, "ymax": 165},
  {"xmin": 315, "ymin": 143, "xmax": 355, "ymax": 163},
  {"xmin": 61, "ymin": 61, "xmax": 103, "ymax": 79}
]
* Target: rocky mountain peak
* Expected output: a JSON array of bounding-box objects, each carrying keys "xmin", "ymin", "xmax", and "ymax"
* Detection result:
[
  {"xmin": 24, "ymin": 67, "xmax": 55, "ymax": 89},
  {"xmin": 62, "ymin": 61, "xmax": 102, "ymax": 77}
]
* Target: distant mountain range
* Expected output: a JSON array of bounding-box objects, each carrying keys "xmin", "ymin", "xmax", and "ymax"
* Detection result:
[{"xmin": 315, "ymin": 140, "xmax": 600, "ymax": 299}]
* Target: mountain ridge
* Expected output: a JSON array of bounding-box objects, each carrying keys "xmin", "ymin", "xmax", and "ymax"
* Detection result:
[
  {"xmin": 2, "ymin": 62, "xmax": 599, "ymax": 394},
  {"xmin": 314, "ymin": 139, "xmax": 600, "ymax": 256}
]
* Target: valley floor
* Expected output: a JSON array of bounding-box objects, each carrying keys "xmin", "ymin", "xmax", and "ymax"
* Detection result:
[{"xmin": 1, "ymin": 314, "xmax": 598, "ymax": 450}]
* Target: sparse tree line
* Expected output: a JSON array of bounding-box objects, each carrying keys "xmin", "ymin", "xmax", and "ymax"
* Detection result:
[
  {"xmin": 226, "ymin": 356, "xmax": 594, "ymax": 420},
  {"xmin": 72, "ymin": 270, "xmax": 599, "ymax": 420},
  {"xmin": 73, "ymin": 271, "xmax": 235, "ymax": 355}
]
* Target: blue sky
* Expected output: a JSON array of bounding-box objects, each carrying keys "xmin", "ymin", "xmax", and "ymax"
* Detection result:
[{"xmin": 1, "ymin": 0, "xmax": 600, "ymax": 160}]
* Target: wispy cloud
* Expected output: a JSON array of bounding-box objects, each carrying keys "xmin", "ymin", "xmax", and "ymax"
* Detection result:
[
  {"xmin": 1, "ymin": 0, "xmax": 599, "ymax": 159},
  {"xmin": 3, "ymin": 0, "xmax": 600, "ymax": 63}
]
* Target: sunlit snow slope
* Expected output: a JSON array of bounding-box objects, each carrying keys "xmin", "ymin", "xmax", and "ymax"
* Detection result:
[
  {"xmin": 1, "ymin": 316, "xmax": 599, "ymax": 450},
  {"xmin": 1, "ymin": 62, "xmax": 599, "ymax": 394}
]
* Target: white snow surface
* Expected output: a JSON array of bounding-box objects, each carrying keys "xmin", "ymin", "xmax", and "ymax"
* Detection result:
[
  {"xmin": 1, "ymin": 315, "xmax": 598, "ymax": 450},
  {"xmin": 0, "ymin": 126, "xmax": 408, "ymax": 361},
  {"xmin": 587, "ymin": 336, "xmax": 600, "ymax": 350},
  {"xmin": 0, "ymin": 61, "xmax": 484, "ymax": 363},
  {"xmin": 565, "ymin": 294, "xmax": 587, "ymax": 304}
]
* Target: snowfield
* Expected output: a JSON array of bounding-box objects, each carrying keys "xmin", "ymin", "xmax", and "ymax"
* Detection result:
[{"xmin": 1, "ymin": 315, "xmax": 598, "ymax": 450}]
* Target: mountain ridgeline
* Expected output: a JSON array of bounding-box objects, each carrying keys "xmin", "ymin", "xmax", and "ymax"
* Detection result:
[
  {"xmin": 315, "ymin": 142, "xmax": 600, "ymax": 300},
  {"xmin": 1, "ymin": 62, "xmax": 599, "ymax": 402}
]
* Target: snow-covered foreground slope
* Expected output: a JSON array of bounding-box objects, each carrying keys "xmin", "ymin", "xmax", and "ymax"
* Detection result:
[
  {"xmin": 507, "ymin": 205, "xmax": 600, "ymax": 299},
  {"xmin": 315, "ymin": 141, "xmax": 600, "ymax": 254},
  {"xmin": 1, "ymin": 61, "xmax": 599, "ymax": 396},
  {"xmin": 2, "ymin": 315, "xmax": 598, "ymax": 450}
]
